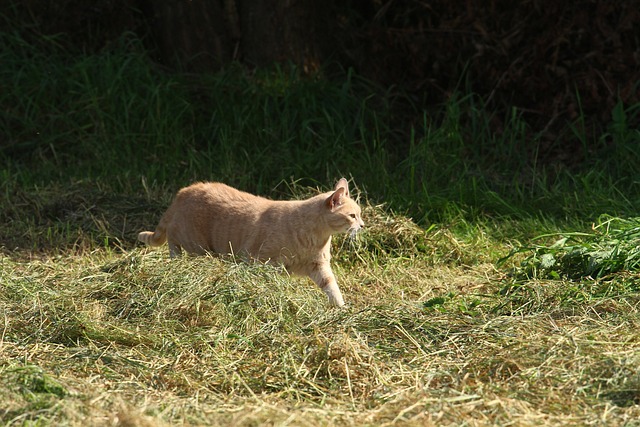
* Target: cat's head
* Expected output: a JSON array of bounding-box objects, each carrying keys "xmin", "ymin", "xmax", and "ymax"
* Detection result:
[{"xmin": 325, "ymin": 178, "xmax": 364, "ymax": 235}]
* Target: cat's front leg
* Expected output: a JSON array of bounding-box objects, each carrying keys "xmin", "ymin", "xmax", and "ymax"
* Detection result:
[{"xmin": 308, "ymin": 263, "xmax": 345, "ymax": 307}]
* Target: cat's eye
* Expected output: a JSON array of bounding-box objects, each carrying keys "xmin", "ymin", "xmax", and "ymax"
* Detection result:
[{"xmin": 349, "ymin": 214, "xmax": 357, "ymax": 219}]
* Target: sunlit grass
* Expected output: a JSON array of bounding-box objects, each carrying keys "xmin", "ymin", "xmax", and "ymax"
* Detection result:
[{"xmin": 2, "ymin": 204, "xmax": 639, "ymax": 425}]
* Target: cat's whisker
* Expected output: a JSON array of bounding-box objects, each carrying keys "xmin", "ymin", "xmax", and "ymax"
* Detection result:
[{"xmin": 348, "ymin": 226, "xmax": 363, "ymax": 239}]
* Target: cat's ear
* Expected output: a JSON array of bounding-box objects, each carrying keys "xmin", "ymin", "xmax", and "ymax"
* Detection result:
[
  {"xmin": 334, "ymin": 178, "xmax": 349, "ymax": 198},
  {"xmin": 326, "ymin": 187, "xmax": 346, "ymax": 210}
]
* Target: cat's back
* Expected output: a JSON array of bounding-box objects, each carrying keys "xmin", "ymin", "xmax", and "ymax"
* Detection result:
[{"xmin": 175, "ymin": 182, "xmax": 259, "ymax": 206}]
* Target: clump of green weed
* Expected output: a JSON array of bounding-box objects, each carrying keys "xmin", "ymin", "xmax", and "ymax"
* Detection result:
[{"xmin": 502, "ymin": 215, "xmax": 640, "ymax": 280}]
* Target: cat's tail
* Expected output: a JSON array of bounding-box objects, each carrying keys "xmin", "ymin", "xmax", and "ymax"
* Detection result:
[
  {"xmin": 138, "ymin": 228, "xmax": 166, "ymax": 247},
  {"xmin": 138, "ymin": 211, "xmax": 171, "ymax": 247}
]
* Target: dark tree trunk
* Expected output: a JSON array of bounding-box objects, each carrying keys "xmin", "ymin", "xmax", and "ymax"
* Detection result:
[
  {"xmin": 142, "ymin": 0, "xmax": 331, "ymax": 72},
  {"xmin": 140, "ymin": 0, "xmax": 234, "ymax": 71},
  {"xmin": 237, "ymin": 0, "xmax": 330, "ymax": 71}
]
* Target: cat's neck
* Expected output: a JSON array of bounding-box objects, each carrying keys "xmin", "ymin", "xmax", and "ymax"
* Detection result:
[{"xmin": 292, "ymin": 193, "xmax": 336, "ymax": 245}]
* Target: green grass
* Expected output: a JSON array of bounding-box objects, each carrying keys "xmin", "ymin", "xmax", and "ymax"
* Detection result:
[
  {"xmin": 1, "ymin": 31, "xmax": 640, "ymax": 425},
  {"xmin": 2, "ymin": 209, "xmax": 639, "ymax": 425},
  {"xmin": 3, "ymin": 31, "xmax": 639, "ymax": 221},
  {"xmin": 503, "ymin": 215, "xmax": 640, "ymax": 280}
]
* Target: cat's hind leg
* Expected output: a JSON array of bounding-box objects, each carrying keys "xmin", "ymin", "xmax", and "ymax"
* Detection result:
[{"xmin": 168, "ymin": 241, "xmax": 183, "ymax": 258}]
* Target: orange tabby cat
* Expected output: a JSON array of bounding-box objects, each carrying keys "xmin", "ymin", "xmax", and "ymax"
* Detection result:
[{"xmin": 138, "ymin": 178, "xmax": 364, "ymax": 307}]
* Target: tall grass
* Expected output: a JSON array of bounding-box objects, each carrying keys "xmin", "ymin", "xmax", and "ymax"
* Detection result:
[{"xmin": 2, "ymin": 30, "xmax": 639, "ymax": 223}]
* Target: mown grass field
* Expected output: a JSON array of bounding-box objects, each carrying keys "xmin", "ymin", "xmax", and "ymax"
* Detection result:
[{"xmin": 1, "ymin": 31, "xmax": 640, "ymax": 426}]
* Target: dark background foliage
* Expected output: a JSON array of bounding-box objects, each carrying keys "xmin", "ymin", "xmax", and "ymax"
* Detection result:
[{"xmin": 2, "ymin": 0, "xmax": 639, "ymax": 162}]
